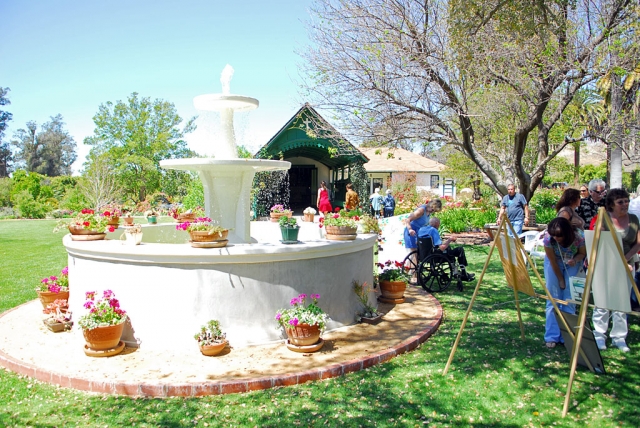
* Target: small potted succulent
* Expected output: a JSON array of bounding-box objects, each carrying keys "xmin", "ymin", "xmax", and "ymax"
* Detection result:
[
  {"xmin": 122, "ymin": 211, "xmax": 135, "ymax": 226},
  {"xmin": 353, "ymin": 280, "xmax": 382, "ymax": 324},
  {"xmin": 79, "ymin": 290, "xmax": 127, "ymax": 356},
  {"xmin": 275, "ymin": 293, "xmax": 328, "ymax": 351},
  {"xmin": 278, "ymin": 215, "xmax": 300, "ymax": 243},
  {"xmin": 144, "ymin": 209, "xmax": 158, "ymax": 224},
  {"xmin": 36, "ymin": 266, "xmax": 70, "ymax": 308},
  {"xmin": 303, "ymin": 207, "xmax": 317, "ymax": 222},
  {"xmin": 270, "ymin": 204, "xmax": 293, "ymax": 222},
  {"xmin": 42, "ymin": 299, "xmax": 73, "ymax": 332},
  {"xmin": 194, "ymin": 320, "xmax": 228, "ymax": 356},
  {"xmin": 176, "ymin": 217, "xmax": 228, "ymax": 248},
  {"xmin": 121, "ymin": 223, "xmax": 143, "ymax": 245}
]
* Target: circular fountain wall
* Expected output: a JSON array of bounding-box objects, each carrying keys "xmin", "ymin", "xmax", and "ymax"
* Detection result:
[{"xmin": 65, "ymin": 222, "xmax": 376, "ymax": 350}]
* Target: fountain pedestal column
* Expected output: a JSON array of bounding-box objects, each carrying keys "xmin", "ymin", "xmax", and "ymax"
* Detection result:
[{"xmin": 160, "ymin": 158, "xmax": 290, "ymax": 243}]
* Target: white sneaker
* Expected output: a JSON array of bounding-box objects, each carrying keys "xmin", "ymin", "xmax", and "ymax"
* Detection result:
[
  {"xmin": 613, "ymin": 339, "xmax": 630, "ymax": 353},
  {"xmin": 596, "ymin": 338, "xmax": 606, "ymax": 350}
]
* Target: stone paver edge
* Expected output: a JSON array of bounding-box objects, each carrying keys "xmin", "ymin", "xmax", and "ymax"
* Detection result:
[{"xmin": 0, "ymin": 294, "xmax": 443, "ymax": 397}]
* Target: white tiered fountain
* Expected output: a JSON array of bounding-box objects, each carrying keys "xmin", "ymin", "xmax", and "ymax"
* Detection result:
[
  {"xmin": 160, "ymin": 65, "xmax": 289, "ymax": 243},
  {"xmin": 64, "ymin": 66, "xmax": 376, "ymax": 350}
]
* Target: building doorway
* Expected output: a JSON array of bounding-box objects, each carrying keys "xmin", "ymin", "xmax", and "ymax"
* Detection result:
[{"xmin": 288, "ymin": 166, "xmax": 316, "ymax": 212}]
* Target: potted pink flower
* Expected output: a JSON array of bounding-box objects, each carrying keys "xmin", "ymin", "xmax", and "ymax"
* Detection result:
[{"xmin": 35, "ymin": 266, "xmax": 70, "ymax": 309}]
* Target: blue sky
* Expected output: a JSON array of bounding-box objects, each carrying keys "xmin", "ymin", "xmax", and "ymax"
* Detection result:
[{"xmin": 1, "ymin": 0, "xmax": 314, "ymax": 174}]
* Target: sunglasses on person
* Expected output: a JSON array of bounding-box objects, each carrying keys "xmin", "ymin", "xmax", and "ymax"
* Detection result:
[
  {"xmin": 590, "ymin": 189, "xmax": 605, "ymax": 194},
  {"xmin": 580, "ymin": 189, "xmax": 588, "ymax": 193}
]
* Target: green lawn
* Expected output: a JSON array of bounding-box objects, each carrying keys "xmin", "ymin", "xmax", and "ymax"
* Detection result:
[{"xmin": 1, "ymin": 220, "xmax": 639, "ymax": 427}]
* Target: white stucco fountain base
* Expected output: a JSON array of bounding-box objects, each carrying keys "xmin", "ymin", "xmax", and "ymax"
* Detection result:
[
  {"xmin": 64, "ymin": 65, "xmax": 377, "ymax": 353},
  {"xmin": 65, "ymin": 221, "xmax": 376, "ymax": 350}
]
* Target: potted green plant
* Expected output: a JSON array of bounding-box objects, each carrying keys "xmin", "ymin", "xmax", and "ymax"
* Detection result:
[
  {"xmin": 176, "ymin": 217, "xmax": 228, "ymax": 248},
  {"xmin": 275, "ymin": 293, "xmax": 328, "ymax": 352},
  {"xmin": 278, "ymin": 215, "xmax": 300, "ymax": 243},
  {"xmin": 377, "ymin": 260, "xmax": 410, "ymax": 303},
  {"xmin": 36, "ymin": 266, "xmax": 70, "ymax": 308},
  {"xmin": 79, "ymin": 290, "xmax": 127, "ymax": 356},
  {"xmin": 144, "ymin": 209, "xmax": 158, "ymax": 224},
  {"xmin": 353, "ymin": 280, "xmax": 382, "ymax": 324},
  {"xmin": 270, "ymin": 204, "xmax": 293, "ymax": 222},
  {"xmin": 54, "ymin": 208, "xmax": 115, "ymax": 240},
  {"xmin": 320, "ymin": 211, "xmax": 358, "ymax": 240},
  {"xmin": 194, "ymin": 320, "xmax": 228, "ymax": 356},
  {"xmin": 42, "ymin": 299, "xmax": 73, "ymax": 332}
]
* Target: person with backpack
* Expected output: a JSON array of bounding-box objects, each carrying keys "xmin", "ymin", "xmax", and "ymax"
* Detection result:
[{"xmin": 383, "ymin": 189, "xmax": 396, "ymax": 217}]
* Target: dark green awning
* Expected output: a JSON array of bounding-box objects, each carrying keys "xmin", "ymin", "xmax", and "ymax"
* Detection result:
[{"xmin": 256, "ymin": 104, "xmax": 368, "ymax": 169}]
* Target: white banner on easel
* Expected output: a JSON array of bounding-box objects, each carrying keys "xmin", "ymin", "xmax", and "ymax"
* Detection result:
[{"xmin": 584, "ymin": 230, "xmax": 632, "ymax": 313}]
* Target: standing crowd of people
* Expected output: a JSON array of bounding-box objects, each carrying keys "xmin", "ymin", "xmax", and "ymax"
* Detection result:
[{"xmin": 541, "ymin": 178, "xmax": 640, "ymax": 353}]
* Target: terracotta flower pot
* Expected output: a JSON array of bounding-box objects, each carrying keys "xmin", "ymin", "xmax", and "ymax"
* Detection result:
[
  {"xmin": 303, "ymin": 213, "xmax": 315, "ymax": 222},
  {"xmin": 82, "ymin": 319, "xmax": 126, "ymax": 351},
  {"xmin": 177, "ymin": 213, "xmax": 196, "ymax": 222},
  {"xmin": 43, "ymin": 319, "xmax": 73, "ymax": 332},
  {"xmin": 199, "ymin": 341, "xmax": 227, "ymax": 356},
  {"xmin": 189, "ymin": 229, "xmax": 229, "ymax": 242},
  {"xmin": 107, "ymin": 216, "xmax": 120, "ymax": 227},
  {"xmin": 270, "ymin": 211, "xmax": 292, "ymax": 222},
  {"xmin": 325, "ymin": 225, "xmax": 357, "ymax": 241},
  {"xmin": 123, "ymin": 216, "xmax": 134, "ymax": 225},
  {"xmin": 37, "ymin": 290, "xmax": 70, "ymax": 309},
  {"xmin": 285, "ymin": 323, "xmax": 321, "ymax": 346},
  {"xmin": 68, "ymin": 225, "xmax": 106, "ymax": 241},
  {"xmin": 379, "ymin": 280, "xmax": 407, "ymax": 300}
]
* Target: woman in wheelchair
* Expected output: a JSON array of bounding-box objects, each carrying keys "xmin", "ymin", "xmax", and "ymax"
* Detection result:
[{"xmin": 417, "ymin": 217, "xmax": 475, "ymax": 282}]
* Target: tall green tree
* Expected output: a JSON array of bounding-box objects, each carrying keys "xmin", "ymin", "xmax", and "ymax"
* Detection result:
[
  {"xmin": 11, "ymin": 114, "xmax": 77, "ymax": 176},
  {"xmin": 302, "ymin": 0, "xmax": 638, "ymax": 199},
  {"xmin": 0, "ymin": 87, "xmax": 13, "ymax": 177},
  {"xmin": 84, "ymin": 93, "xmax": 197, "ymax": 203}
]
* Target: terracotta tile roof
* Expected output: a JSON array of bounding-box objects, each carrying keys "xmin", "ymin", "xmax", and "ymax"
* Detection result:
[{"xmin": 358, "ymin": 147, "xmax": 446, "ymax": 173}]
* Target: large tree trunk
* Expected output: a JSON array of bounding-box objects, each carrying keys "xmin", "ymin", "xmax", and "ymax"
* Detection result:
[{"xmin": 610, "ymin": 66, "xmax": 623, "ymax": 189}]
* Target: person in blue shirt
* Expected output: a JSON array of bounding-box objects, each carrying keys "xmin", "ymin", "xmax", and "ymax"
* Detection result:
[
  {"xmin": 497, "ymin": 184, "xmax": 530, "ymax": 236},
  {"xmin": 383, "ymin": 189, "xmax": 396, "ymax": 217},
  {"xmin": 417, "ymin": 217, "xmax": 475, "ymax": 281}
]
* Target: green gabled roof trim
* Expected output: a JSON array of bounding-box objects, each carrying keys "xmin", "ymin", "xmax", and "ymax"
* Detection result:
[{"xmin": 256, "ymin": 103, "xmax": 368, "ymax": 169}]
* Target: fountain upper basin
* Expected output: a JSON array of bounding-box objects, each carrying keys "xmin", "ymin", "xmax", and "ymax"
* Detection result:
[{"xmin": 193, "ymin": 94, "xmax": 258, "ymax": 111}]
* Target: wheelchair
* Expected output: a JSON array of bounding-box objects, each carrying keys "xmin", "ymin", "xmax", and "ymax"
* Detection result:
[{"xmin": 402, "ymin": 237, "xmax": 464, "ymax": 293}]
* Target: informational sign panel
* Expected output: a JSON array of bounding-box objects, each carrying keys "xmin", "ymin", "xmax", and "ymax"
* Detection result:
[
  {"xmin": 584, "ymin": 230, "xmax": 632, "ymax": 313},
  {"xmin": 496, "ymin": 234, "xmax": 536, "ymax": 297}
]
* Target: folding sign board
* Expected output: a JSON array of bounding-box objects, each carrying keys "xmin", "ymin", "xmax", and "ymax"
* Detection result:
[
  {"xmin": 584, "ymin": 230, "xmax": 632, "ymax": 313},
  {"xmin": 555, "ymin": 311, "xmax": 605, "ymax": 374},
  {"xmin": 496, "ymin": 234, "xmax": 536, "ymax": 297}
]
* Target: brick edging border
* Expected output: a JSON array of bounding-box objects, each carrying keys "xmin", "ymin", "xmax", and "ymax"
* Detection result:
[{"xmin": 0, "ymin": 293, "xmax": 443, "ymax": 397}]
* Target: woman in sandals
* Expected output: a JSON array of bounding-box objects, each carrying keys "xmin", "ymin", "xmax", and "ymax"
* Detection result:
[{"xmin": 542, "ymin": 217, "xmax": 586, "ymax": 348}]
